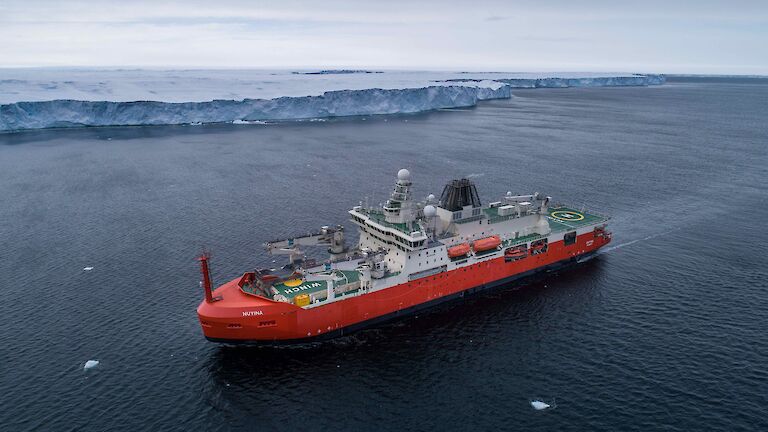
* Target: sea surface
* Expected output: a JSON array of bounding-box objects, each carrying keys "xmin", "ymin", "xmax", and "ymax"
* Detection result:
[{"xmin": 1, "ymin": 77, "xmax": 766, "ymax": 431}]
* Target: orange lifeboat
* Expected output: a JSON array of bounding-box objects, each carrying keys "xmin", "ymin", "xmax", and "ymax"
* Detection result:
[
  {"xmin": 447, "ymin": 243, "xmax": 471, "ymax": 258},
  {"xmin": 473, "ymin": 235, "xmax": 501, "ymax": 252},
  {"xmin": 505, "ymin": 247, "xmax": 526, "ymax": 258}
]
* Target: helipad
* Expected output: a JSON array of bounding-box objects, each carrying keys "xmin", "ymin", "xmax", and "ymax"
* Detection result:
[
  {"xmin": 550, "ymin": 210, "xmax": 585, "ymax": 221},
  {"xmin": 546, "ymin": 206, "xmax": 608, "ymax": 232}
]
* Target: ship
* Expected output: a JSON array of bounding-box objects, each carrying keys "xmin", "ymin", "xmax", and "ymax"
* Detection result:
[{"xmin": 197, "ymin": 169, "xmax": 611, "ymax": 344}]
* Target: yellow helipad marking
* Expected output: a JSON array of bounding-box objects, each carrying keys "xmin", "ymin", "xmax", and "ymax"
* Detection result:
[
  {"xmin": 284, "ymin": 279, "xmax": 303, "ymax": 287},
  {"xmin": 550, "ymin": 210, "xmax": 585, "ymax": 221}
]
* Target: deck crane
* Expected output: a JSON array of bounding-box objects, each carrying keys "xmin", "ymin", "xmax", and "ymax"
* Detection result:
[{"xmin": 264, "ymin": 225, "xmax": 346, "ymax": 266}]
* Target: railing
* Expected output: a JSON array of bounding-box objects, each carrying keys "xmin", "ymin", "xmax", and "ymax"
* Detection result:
[
  {"xmin": 358, "ymin": 209, "xmax": 411, "ymax": 232},
  {"xmin": 502, "ymin": 233, "xmax": 543, "ymax": 248},
  {"xmin": 454, "ymin": 214, "xmax": 484, "ymax": 224}
]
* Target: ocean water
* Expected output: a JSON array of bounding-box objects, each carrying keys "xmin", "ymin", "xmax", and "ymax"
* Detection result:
[{"xmin": 0, "ymin": 77, "xmax": 766, "ymax": 431}]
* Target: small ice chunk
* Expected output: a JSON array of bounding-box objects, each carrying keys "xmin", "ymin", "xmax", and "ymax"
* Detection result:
[
  {"xmin": 531, "ymin": 400, "xmax": 550, "ymax": 410},
  {"xmin": 83, "ymin": 267, "xmax": 94, "ymax": 271},
  {"xmin": 83, "ymin": 360, "xmax": 99, "ymax": 370}
]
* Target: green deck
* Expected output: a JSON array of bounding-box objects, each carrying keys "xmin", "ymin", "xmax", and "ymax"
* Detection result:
[
  {"xmin": 361, "ymin": 209, "xmax": 412, "ymax": 233},
  {"xmin": 484, "ymin": 205, "xmax": 606, "ymax": 230},
  {"xmin": 546, "ymin": 206, "xmax": 608, "ymax": 232},
  {"xmin": 502, "ymin": 232, "xmax": 544, "ymax": 248},
  {"xmin": 272, "ymin": 270, "xmax": 361, "ymax": 300}
]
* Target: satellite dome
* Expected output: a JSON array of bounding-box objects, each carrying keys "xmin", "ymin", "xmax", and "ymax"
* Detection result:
[
  {"xmin": 397, "ymin": 168, "xmax": 411, "ymax": 181},
  {"xmin": 427, "ymin": 193, "xmax": 436, "ymax": 202},
  {"xmin": 507, "ymin": 191, "xmax": 512, "ymax": 196},
  {"xmin": 423, "ymin": 205, "xmax": 437, "ymax": 218}
]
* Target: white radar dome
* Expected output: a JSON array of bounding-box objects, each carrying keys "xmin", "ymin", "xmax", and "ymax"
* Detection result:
[
  {"xmin": 427, "ymin": 193, "xmax": 436, "ymax": 202},
  {"xmin": 423, "ymin": 205, "xmax": 437, "ymax": 218},
  {"xmin": 397, "ymin": 169, "xmax": 411, "ymax": 181}
]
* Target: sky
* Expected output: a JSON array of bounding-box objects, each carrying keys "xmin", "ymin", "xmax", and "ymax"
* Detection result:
[{"xmin": 1, "ymin": 0, "xmax": 766, "ymax": 74}]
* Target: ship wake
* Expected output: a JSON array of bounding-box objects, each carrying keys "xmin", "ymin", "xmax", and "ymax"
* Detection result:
[{"xmin": 599, "ymin": 229, "xmax": 678, "ymax": 254}]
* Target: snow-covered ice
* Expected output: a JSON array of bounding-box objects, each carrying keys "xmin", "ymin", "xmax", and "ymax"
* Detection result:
[
  {"xmin": 530, "ymin": 400, "xmax": 551, "ymax": 410},
  {"xmin": 83, "ymin": 360, "xmax": 99, "ymax": 370},
  {"xmin": 0, "ymin": 69, "xmax": 664, "ymax": 132},
  {"xmin": 83, "ymin": 266, "xmax": 94, "ymax": 271}
]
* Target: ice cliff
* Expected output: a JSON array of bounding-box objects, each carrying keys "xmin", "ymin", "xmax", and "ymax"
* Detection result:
[{"xmin": 0, "ymin": 71, "xmax": 664, "ymax": 132}]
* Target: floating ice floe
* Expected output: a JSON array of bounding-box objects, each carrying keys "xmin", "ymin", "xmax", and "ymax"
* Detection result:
[
  {"xmin": 83, "ymin": 266, "xmax": 94, "ymax": 271},
  {"xmin": 530, "ymin": 400, "xmax": 552, "ymax": 410},
  {"xmin": 83, "ymin": 360, "xmax": 99, "ymax": 370},
  {"xmin": 232, "ymin": 119, "xmax": 269, "ymax": 125}
]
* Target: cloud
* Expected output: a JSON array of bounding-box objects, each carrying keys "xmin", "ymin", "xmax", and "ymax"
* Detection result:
[{"xmin": 0, "ymin": 0, "xmax": 766, "ymax": 73}]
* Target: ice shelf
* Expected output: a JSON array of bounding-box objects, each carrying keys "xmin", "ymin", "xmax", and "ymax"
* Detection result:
[{"xmin": 0, "ymin": 70, "xmax": 664, "ymax": 132}]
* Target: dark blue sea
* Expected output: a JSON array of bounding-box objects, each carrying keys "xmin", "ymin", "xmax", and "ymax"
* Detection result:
[{"xmin": 1, "ymin": 77, "xmax": 766, "ymax": 431}]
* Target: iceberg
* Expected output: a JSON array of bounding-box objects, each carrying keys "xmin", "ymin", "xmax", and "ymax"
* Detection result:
[
  {"xmin": 293, "ymin": 69, "xmax": 384, "ymax": 75},
  {"xmin": 83, "ymin": 360, "xmax": 99, "ymax": 370},
  {"xmin": 0, "ymin": 70, "xmax": 664, "ymax": 132},
  {"xmin": 531, "ymin": 399, "xmax": 557, "ymax": 410}
]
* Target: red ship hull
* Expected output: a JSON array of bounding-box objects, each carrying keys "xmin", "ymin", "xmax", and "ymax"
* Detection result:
[{"xmin": 197, "ymin": 230, "xmax": 610, "ymax": 344}]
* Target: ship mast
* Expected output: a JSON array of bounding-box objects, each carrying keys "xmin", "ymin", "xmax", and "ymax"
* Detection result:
[{"xmin": 383, "ymin": 168, "xmax": 417, "ymax": 228}]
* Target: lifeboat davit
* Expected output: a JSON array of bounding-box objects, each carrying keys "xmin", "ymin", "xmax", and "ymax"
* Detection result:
[
  {"xmin": 473, "ymin": 235, "xmax": 501, "ymax": 252},
  {"xmin": 448, "ymin": 243, "xmax": 471, "ymax": 258}
]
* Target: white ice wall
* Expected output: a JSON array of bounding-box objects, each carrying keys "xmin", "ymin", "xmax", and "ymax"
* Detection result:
[{"xmin": 0, "ymin": 70, "xmax": 664, "ymax": 132}]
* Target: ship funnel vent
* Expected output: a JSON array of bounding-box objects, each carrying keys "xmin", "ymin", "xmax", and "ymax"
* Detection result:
[{"xmin": 439, "ymin": 178, "xmax": 482, "ymax": 212}]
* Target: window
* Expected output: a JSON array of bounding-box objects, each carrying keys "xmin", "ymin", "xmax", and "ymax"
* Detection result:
[
  {"xmin": 452, "ymin": 211, "xmax": 462, "ymax": 220},
  {"xmin": 564, "ymin": 231, "xmax": 577, "ymax": 246},
  {"xmin": 472, "ymin": 208, "xmax": 481, "ymax": 216}
]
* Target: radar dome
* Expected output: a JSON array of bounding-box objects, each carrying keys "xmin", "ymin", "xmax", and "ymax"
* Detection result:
[
  {"xmin": 397, "ymin": 168, "xmax": 411, "ymax": 181},
  {"xmin": 423, "ymin": 205, "xmax": 437, "ymax": 218},
  {"xmin": 427, "ymin": 193, "xmax": 436, "ymax": 202}
]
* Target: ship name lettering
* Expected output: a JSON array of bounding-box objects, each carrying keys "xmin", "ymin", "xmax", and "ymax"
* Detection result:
[
  {"xmin": 285, "ymin": 282, "xmax": 323, "ymax": 293},
  {"xmin": 243, "ymin": 310, "xmax": 264, "ymax": 316}
]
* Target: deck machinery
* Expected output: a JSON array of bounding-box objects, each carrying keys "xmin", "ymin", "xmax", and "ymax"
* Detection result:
[{"xmin": 197, "ymin": 169, "xmax": 611, "ymax": 344}]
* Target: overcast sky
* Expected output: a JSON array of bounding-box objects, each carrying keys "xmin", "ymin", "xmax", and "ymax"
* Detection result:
[{"xmin": 1, "ymin": 0, "xmax": 766, "ymax": 74}]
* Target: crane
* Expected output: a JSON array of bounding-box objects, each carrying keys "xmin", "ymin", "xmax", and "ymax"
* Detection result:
[{"xmin": 264, "ymin": 225, "xmax": 346, "ymax": 266}]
